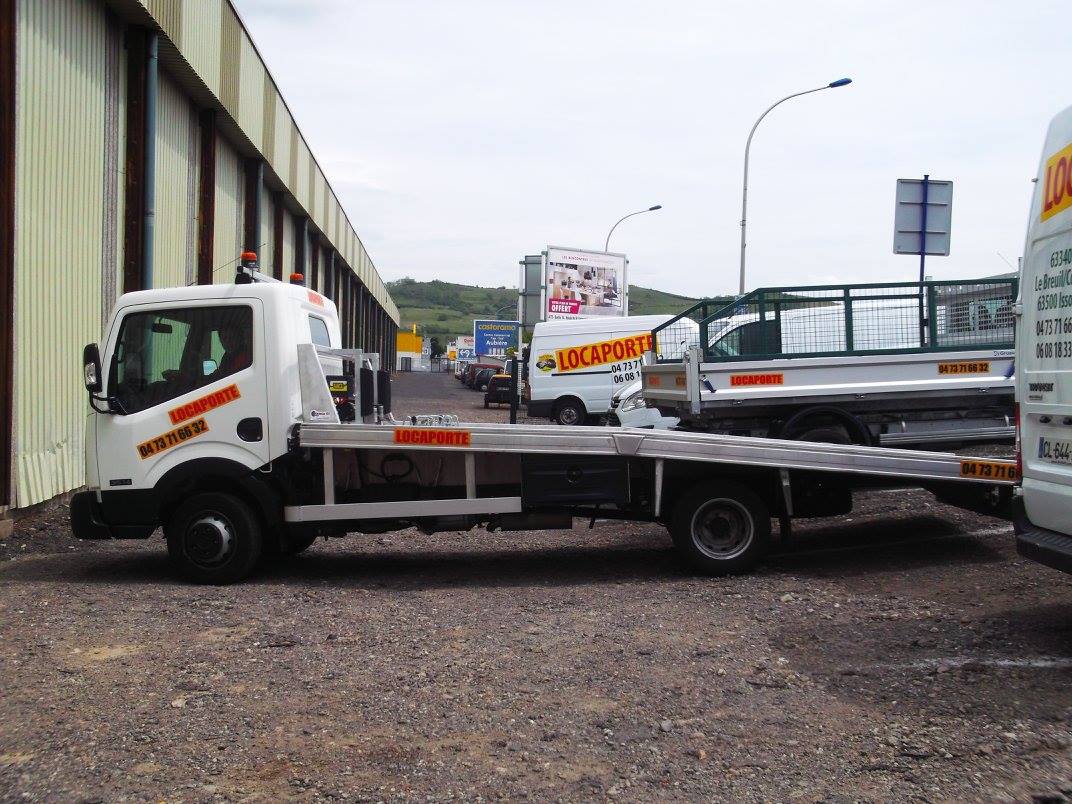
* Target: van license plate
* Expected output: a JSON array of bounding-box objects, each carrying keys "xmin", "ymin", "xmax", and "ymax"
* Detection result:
[
  {"xmin": 1038, "ymin": 438, "xmax": 1072, "ymax": 466},
  {"xmin": 959, "ymin": 459, "xmax": 1018, "ymax": 481}
]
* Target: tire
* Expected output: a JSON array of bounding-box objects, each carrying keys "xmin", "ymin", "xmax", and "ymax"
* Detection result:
[
  {"xmin": 670, "ymin": 481, "xmax": 770, "ymax": 575},
  {"xmin": 554, "ymin": 398, "xmax": 585, "ymax": 426},
  {"xmin": 165, "ymin": 492, "xmax": 263, "ymax": 584},
  {"xmin": 798, "ymin": 426, "xmax": 851, "ymax": 445}
]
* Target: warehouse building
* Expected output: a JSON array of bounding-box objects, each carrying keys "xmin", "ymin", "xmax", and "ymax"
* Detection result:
[{"xmin": 0, "ymin": 0, "xmax": 400, "ymax": 518}]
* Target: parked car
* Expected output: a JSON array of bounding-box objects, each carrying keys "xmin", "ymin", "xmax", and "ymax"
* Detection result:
[
  {"xmin": 471, "ymin": 367, "xmax": 496, "ymax": 392},
  {"xmin": 464, "ymin": 362, "xmax": 502, "ymax": 387},
  {"xmin": 607, "ymin": 380, "xmax": 679, "ymax": 429},
  {"xmin": 484, "ymin": 374, "xmax": 514, "ymax": 408}
]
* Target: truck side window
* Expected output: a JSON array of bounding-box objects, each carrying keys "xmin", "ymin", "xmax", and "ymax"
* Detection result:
[
  {"xmin": 108, "ymin": 306, "xmax": 253, "ymax": 415},
  {"xmin": 309, "ymin": 315, "xmax": 331, "ymax": 347}
]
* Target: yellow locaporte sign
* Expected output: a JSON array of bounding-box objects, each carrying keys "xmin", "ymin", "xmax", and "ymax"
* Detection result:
[
  {"xmin": 1042, "ymin": 141, "xmax": 1072, "ymax": 222},
  {"xmin": 553, "ymin": 333, "xmax": 652, "ymax": 373}
]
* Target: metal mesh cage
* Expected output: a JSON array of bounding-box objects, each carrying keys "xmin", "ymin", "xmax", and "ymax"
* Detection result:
[
  {"xmin": 651, "ymin": 279, "xmax": 1016, "ymax": 364},
  {"xmin": 650, "ymin": 299, "xmax": 721, "ymax": 361}
]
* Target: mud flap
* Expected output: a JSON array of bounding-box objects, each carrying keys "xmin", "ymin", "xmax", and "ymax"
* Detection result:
[{"xmin": 927, "ymin": 482, "xmax": 1015, "ymax": 521}]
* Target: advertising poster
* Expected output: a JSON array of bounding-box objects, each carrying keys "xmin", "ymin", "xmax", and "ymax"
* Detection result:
[
  {"xmin": 473, "ymin": 320, "xmax": 520, "ymax": 356},
  {"xmin": 544, "ymin": 246, "xmax": 628, "ymax": 320}
]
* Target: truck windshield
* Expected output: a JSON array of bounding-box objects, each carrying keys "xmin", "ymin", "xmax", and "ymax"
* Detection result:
[{"xmin": 108, "ymin": 305, "xmax": 252, "ymax": 414}]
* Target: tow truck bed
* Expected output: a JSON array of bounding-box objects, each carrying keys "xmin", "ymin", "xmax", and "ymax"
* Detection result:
[{"xmin": 287, "ymin": 419, "xmax": 1016, "ymax": 530}]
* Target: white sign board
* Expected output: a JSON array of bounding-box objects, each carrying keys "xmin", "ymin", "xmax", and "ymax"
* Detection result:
[
  {"xmin": 456, "ymin": 335, "xmax": 476, "ymax": 362},
  {"xmin": 544, "ymin": 246, "xmax": 628, "ymax": 320},
  {"xmin": 893, "ymin": 178, "xmax": 953, "ymax": 256}
]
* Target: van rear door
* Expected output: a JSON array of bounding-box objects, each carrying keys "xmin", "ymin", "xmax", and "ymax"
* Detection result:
[{"xmin": 1017, "ymin": 104, "xmax": 1072, "ymax": 569}]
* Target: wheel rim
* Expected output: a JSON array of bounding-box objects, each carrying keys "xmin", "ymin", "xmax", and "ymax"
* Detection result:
[
  {"xmin": 689, "ymin": 498, "xmax": 753, "ymax": 559},
  {"xmin": 559, "ymin": 406, "xmax": 580, "ymax": 425},
  {"xmin": 183, "ymin": 513, "xmax": 236, "ymax": 568}
]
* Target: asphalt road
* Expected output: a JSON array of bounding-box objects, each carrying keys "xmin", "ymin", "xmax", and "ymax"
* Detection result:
[{"xmin": 2, "ymin": 370, "xmax": 1072, "ymax": 802}]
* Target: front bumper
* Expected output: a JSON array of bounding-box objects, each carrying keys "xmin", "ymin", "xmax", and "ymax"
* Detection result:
[
  {"xmin": 70, "ymin": 490, "xmax": 114, "ymax": 540},
  {"xmin": 526, "ymin": 399, "xmax": 554, "ymax": 419},
  {"xmin": 70, "ymin": 489, "xmax": 155, "ymax": 541}
]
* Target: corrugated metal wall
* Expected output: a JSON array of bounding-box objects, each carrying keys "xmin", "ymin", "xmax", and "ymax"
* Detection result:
[
  {"xmin": 100, "ymin": 11, "xmax": 125, "ymax": 328},
  {"xmin": 152, "ymin": 72, "xmax": 198, "ymax": 288},
  {"xmin": 212, "ymin": 137, "xmax": 243, "ymax": 282},
  {"xmin": 13, "ymin": 0, "xmax": 108, "ymax": 506},
  {"xmin": 179, "ymin": 0, "xmax": 220, "ymax": 98},
  {"xmin": 7, "ymin": 0, "xmax": 400, "ymax": 509}
]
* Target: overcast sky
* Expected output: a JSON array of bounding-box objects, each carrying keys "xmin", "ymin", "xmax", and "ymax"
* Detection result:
[{"xmin": 233, "ymin": 0, "xmax": 1067, "ymax": 297}]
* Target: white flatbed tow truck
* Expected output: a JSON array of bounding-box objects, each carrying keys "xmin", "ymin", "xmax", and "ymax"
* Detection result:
[{"xmin": 71, "ymin": 259, "xmax": 1019, "ymax": 583}]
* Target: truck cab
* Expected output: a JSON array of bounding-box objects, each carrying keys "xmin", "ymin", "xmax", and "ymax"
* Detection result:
[
  {"xmin": 72, "ymin": 272, "xmax": 352, "ymax": 581},
  {"xmin": 1014, "ymin": 103, "xmax": 1072, "ymax": 572}
]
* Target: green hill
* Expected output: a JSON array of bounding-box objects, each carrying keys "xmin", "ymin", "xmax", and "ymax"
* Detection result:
[{"xmin": 387, "ymin": 277, "xmax": 702, "ymax": 342}]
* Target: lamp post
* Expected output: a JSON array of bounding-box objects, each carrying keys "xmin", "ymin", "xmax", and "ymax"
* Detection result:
[
  {"xmin": 739, "ymin": 78, "xmax": 851, "ymax": 294},
  {"xmin": 605, "ymin": 205, "xmax": 662, "ymax": 252}
]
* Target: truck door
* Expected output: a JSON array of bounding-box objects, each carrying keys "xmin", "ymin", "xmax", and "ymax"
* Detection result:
[
  {"xmin": 1020, "ymin": 106, "xmax": 1072, "ymax": 537},
  {"xmin": 94, "ymin": 300, "xmax": 271, "ymax": 491}
]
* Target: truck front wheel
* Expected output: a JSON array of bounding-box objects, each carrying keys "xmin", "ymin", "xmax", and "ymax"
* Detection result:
[
  {"xmin": 670, "ymin": 482, "xmax": 770, "ymax": 575},
  {"xmin": 165, "ymin": 492, "xmax": 263, "ymax": 584}
]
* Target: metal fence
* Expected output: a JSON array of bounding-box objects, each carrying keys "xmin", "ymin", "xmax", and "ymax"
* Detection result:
[
  {"xmin": 649, "ymin": 299, "xmax": 726, "ymax": 362},
  {"xmin": 651, "ymin": 279, "xmax": 1017, "ymax": 364}
]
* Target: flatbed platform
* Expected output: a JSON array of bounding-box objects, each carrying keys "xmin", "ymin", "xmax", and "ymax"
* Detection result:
[{"xmin": 296, "ymin": 421, "xmax": 1018, "ymax": 487}]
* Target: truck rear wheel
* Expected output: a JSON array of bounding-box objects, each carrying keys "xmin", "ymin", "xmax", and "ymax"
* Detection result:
[
  {"xmin": 165, "ymin": 492, "xmax": 263, "ymax": 584},
  {"xmin": 670, "ymin": 482, "xmax": 770, "ymax": 575},
  {"xmin": 798, "ymin": 426, "xmax": 851, "ymax": 445}
]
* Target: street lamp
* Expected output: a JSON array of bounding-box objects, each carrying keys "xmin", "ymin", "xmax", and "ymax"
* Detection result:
[
  {"xmin": 605, "ymin": 205, "xmax": 662, "ymax": 252},
  {"xmin": 491, "ymin": 302, "xmax": 515, "ymax": 320},
  {"xmin": 738, "ymin": 77, "xmax": 852, "ymax": 294}
]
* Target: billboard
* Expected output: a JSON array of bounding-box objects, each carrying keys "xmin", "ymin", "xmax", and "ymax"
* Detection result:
[
  {"xmin": 544, "ymin": 246, "xmax": 628, "ymax": 320},
  {"xmin": 473, "ymin": 320, "xmax": 520, "ymax": 356},
  {"xmin": 456, "ymin": 336, "xmax": 476, "ymax": 362}
]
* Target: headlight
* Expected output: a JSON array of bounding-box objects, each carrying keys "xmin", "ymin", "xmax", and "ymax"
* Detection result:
[{"xmin": 618, "ymin": 390, "xmax": 646, "ymax": 413}]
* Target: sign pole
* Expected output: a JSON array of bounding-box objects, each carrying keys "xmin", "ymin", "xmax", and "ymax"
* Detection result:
[
  {"xmin": 508, "ymin": 359, "xmax": 519, "ymax": 424},
  {"xmin": 918, "ymin": 173, "xmax": 929, "ymax": 346}
]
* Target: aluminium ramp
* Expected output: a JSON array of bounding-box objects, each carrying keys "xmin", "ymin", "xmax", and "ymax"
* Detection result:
[{"xmin": 296, "ymin": 422, "xmax": 1017, "ymax": 487}]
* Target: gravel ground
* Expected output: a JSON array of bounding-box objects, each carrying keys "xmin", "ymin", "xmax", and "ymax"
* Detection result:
[{"xmin": 2, "ymin": 370, "xmax": 1072, "ymax": 802}]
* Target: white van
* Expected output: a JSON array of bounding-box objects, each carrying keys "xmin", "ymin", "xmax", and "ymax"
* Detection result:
[
  {"xmin": 526, "ymin": 315, "xmax": 674, "ymax": 425},
  {"xmin": 1015, "ymin": 103, "xmax": 1072, "ymax": 573}
]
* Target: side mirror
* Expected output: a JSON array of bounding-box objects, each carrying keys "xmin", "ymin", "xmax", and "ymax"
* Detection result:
[{"xmin": 83, "ymin": 343, "xmax": 103, "ymax": 393}]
